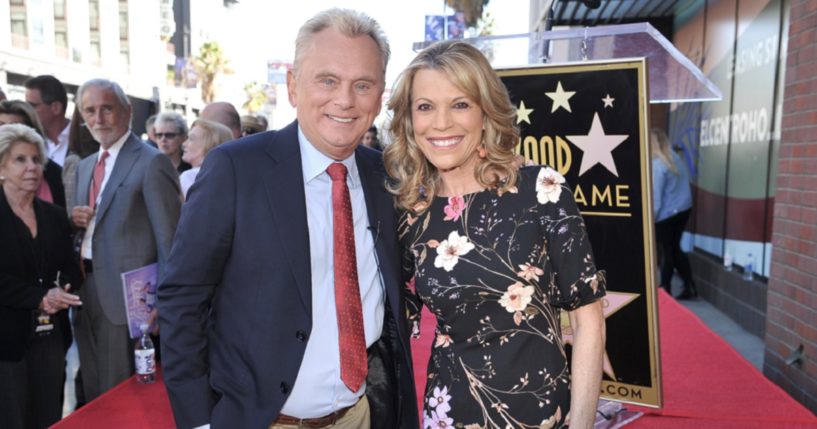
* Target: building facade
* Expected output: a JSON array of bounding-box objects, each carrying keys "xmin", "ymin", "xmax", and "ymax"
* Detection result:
[{"xmin": 0, "ymin": 0, "xmax": 221, "ymax": 133}]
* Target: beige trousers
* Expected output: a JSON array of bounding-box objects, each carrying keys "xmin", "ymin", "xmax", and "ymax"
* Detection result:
[{"xmin": 268, "ymin": 396, "xmax": 370, "ymax": 429}]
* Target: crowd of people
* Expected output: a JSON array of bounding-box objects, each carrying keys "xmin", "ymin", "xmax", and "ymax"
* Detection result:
[
  {"xmin": 0, "ymin": 7, "xmax": 627, "ymax": 429},
  {"xmin": 0, "ymin": 74, "xmax": 248, "ymax": 429}
]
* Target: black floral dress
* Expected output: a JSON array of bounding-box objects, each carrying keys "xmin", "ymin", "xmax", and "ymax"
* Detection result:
[{"xmin": 399, "ymin": 166, "xmax": 606, "ymax": 429}]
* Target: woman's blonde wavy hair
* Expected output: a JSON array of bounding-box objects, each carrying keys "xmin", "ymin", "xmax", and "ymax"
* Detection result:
[{"xmin": 384, "ymin": 40, "xmax": 520, "ymax": 213}]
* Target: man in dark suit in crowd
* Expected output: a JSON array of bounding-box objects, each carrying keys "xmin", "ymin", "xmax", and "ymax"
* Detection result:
[
  {"xmin": 158, "ymin": 8, "xmax": 419, "ymax": 429},
  {"xmin": 70, "ymin": 78, "xmax": 182, "ymax": 402},
  {"xmin": 24, "ymin": 75, "xmax": 71, "ymax": 167}
]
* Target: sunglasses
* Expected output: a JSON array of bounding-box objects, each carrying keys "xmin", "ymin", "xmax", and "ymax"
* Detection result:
[{"xmin": 155, "ymin": 132, "xmax": 180, "ymax": 139}]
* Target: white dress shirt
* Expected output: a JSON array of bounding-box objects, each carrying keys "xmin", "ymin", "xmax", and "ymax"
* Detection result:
[
  {"xmin": 46, "ymin": 119, "xmax": 71, "ymax": 167},
  {"xmin": 179, "ymin": 166, "xmax": 200, "ymax": 199},
  {"xmin": 279, "ymin": 127, "xmax": 385, "ymax": 418},
  {"xmin": 80, "ymin": 132, "xmax": 130, "ymax": 260}
]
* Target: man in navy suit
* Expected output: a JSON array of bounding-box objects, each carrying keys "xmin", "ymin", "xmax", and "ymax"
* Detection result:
[{"xmin": 158, "ymin": 8, "xmax": 419, "ymax": 429}]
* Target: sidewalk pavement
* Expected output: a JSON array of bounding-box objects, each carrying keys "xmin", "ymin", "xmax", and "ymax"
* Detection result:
[{"xmin": 666, "ymin": 281, "xmax": 765, "ymax": 371}]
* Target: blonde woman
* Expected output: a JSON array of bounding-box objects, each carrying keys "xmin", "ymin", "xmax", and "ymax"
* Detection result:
[
  {"xmin": 651, "ymin": 128, "xmax": 696, "ymax": 299},
  {"xmin": 179, "ymin": 119, "xmax": 232, "ymax": 198},
  {"xmin": 384, "ymin": 40, "xmax": 606, "ymax": 429}
]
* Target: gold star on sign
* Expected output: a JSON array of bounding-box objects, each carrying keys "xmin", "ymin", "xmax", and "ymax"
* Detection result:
[
  {"xmin": 516, "ymin": 100, "xmax": 534, "ymax": 125},
  {"xmin": 545, "ymin": 81, "xmax": 576, "ymax": 113},
  {"xmin": 561, "ymin": 291, "xmax": 639, "ymax": 381},
  {"xmin": 602, "ymin": 94, "xmax": 615, "ymax": 108}
]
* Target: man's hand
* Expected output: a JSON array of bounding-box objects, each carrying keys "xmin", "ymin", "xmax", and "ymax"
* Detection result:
[{"xmin": 71, "ymin": 205, "xmax": 95, "ymax": 229}]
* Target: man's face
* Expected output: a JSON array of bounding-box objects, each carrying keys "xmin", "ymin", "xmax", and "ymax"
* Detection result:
[
  {"xmin": 25, "ymin": 88, "xmax": 60, "ymax": 127},
  {"xmin": 80, "ymin": 86, "xmax": 132, "ymax": 148},
  {"xmin": 286, "ymin": 28, "xmax": 384, "ymax": 160}
]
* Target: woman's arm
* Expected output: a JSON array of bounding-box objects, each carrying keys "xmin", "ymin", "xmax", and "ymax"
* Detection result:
[{"xmin": 567, "ymin": 300, "xmax": 605, "ymax": 429}]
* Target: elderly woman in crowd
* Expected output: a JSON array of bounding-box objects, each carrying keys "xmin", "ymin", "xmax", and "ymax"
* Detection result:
[
  {"xmin": 0, "ymin": 123, "xmax": 82, "ymax": 429},
  {"xmin": 0, "ymin": 100, "xmax": 65, "ymax": 208},
  {"xmin": 179, "ymin": 119, "xmax": 232, "ymax": 198},
  {"xmin": 154, "ymin": 111, "xmax": 190, "ymax": 174},
  {"xmin": 384, "ymin": 41, "xmax": 606, "ymax": 429}
]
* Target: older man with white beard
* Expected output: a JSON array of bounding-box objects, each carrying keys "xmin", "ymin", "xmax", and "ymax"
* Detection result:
[{"xmin": 70, "ymin": 78, "xmax": 182, "ymax": 402}]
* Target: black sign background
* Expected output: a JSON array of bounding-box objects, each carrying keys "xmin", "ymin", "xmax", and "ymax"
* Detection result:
[{"xmin": 499, "ymin": 59, "xmax": 661, "ymax": 407}]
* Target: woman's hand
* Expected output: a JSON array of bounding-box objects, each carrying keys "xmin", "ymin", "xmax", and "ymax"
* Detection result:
[{"xmin": 40, "ymin": 284, "xmax": 82, "ymax": 314}]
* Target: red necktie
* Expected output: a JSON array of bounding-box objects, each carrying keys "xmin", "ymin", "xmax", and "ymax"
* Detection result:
[
  {"xmin": 89, "ymin": 150, "xmax": 109, "ymax": 209},
  {"xmin": 327, "ymin": 162, "xmax": 367, "ymax": 392}
]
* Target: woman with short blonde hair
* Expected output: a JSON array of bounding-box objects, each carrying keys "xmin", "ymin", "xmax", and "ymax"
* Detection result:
[{"xmin": 179, "ymin": 119, "xmax": 232, "ymax": 198}]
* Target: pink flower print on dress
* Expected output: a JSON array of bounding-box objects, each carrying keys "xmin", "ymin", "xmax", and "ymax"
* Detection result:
[
  {"xmin": 517, "ymin": 263, "xmax": 545, "ymax": 282},
  {"xmin": 499, "ymin": 282, "xmax": 535, "ymax": 313},
  {"xmin": 443, "ymin": 196, "xmax": 466, "ymax": 221},
  {"xmin": 428, "ymin": 385, "xmax": 452, "ymax": 414}
]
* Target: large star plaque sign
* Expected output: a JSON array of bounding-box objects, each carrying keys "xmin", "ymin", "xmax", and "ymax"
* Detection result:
[{"xmin": 498, "ymin": 59, "xmax": 660, "ymax": 407}]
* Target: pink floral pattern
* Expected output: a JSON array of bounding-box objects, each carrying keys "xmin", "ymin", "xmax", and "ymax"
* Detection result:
[
  {"xmin": 399, "ymin": 167, "xmax": 606, "ymax": 428},
  {"xmin": 443, "ymin": 195, "xmax": 466, "ymax": 221}
]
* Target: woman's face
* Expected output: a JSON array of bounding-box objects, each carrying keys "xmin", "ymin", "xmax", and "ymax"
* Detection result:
[
  {"xmin": 155, "ymin": 121, "xmax": 185, "ymax": 158},
  {"xmin": 0, "ymin": 113, "xmax": 26, "ymax": 126},
  {"xmin": 182, "ymin": 125, "xmax": 207, "ymax": 167},
  {"xmin": 0, "ymin": 142, "xmax": 43, "ymax": 194},
  {"xmin": 410, "ymin": 68, "xmax": 484, "ymax": 177}
]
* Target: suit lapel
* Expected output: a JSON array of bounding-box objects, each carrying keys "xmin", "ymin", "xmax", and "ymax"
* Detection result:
[
  {"xmin": 355, "ymin": 149, "xmax": 402, "ymax": 324},
  {"xmin": 95, "ymin": 134, "xmax": 140, "ymax": 224},
  {"xmin": 76, "ymin": 156, "xmax": 94, "ymax": 208},
  {"xmin": 261, "ymin": 122, "xmax": 312, "ymax": 312}
]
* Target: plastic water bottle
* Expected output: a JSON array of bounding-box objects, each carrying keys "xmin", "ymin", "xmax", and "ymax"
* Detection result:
[
  {"xmin": 723, "ymin": 249, "xmax": 733, "ymax": 272},
  {"xmin": 743, "ymin": 253, "xmax": 754, "ymax": 281},
  {"xmin": 135, "ymin": 324, "xmax": 156, "ymax": 384}
]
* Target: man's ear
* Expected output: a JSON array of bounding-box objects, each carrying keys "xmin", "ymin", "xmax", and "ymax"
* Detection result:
[
  {"xmin": 286, "ymin": 70, "xmax": 297, "ymax": 108},
  {"xmin": 50, "ymin": 101, "xmax": 64, "ymax": 117}
]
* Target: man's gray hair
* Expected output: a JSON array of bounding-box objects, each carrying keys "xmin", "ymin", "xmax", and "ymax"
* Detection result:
[
  {"xmin": 293, "ymin": 8, "xmax": 390, "ymax": 76},
  {"xmin": 76, "ymin": 78, "xmax": 131, "ymax": 111}
]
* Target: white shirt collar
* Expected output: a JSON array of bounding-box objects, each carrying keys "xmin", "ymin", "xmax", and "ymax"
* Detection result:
[
  {"xmin": 96, "ymin": 130, "xmax": 131, "ymax": 161},
  {"xmin": 297, "ymin": 126, "xmax": 360, "ymax": 187}
]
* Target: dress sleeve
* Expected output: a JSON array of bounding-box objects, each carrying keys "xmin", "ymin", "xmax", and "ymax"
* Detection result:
[
  {"xmin": 538, "ymin": 171, "xmax": 606, "ymax": 310},
  {"xmin": 397, "ymin": 209, "xmax": 423, "ymax": 338}
]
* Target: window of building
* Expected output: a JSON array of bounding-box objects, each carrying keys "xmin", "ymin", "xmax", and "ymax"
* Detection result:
[
  {"xmin": 10, "ymin": 0, "xmax": 28, "ymax": 49},
  {"xmin": 89, "ymin": 0, "xmax": 101, "ymax": 65},
  {"xmin": 119, "ymin": 0, "xmax": 130, "ymax": 66},
  {"xmin": 54, "ymin": 0, "xmax": 68, "ymax": 58}
]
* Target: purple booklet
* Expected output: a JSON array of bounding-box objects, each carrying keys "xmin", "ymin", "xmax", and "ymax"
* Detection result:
[{"xmin": 121, "ymin": 263, "xmax": 158, "ymax": 339}]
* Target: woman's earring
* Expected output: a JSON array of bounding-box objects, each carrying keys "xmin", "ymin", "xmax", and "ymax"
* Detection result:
[{"xmin": 478, "ymin": 145, "xmax": 487, "ymax": 159}]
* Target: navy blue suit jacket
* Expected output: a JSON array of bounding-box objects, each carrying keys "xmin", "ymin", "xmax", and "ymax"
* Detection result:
[{"xmin": 158, "ymin": 121, "xmax": 419, "ymax": 429}]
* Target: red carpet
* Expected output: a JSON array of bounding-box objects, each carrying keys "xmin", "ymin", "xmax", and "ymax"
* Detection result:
[
  {"xmin": 51, "ymin": 368, "xmax": 175, "ymax": 429},
  {"xmin": 54, "ymin": 290, "xmax": 817, "ymax": 428},
  {"xmin": 626, "ymin": 290, "xmax": 817, "ymax": 428}
]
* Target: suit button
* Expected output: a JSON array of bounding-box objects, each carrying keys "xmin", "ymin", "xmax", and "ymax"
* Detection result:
[
  {"xmin": 280, "ymin": 382, "xmax": 289, "ymax": 394},
  {"xmin": 295, "ymin": 330, "xmax": 307, "ymax": 342}
]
